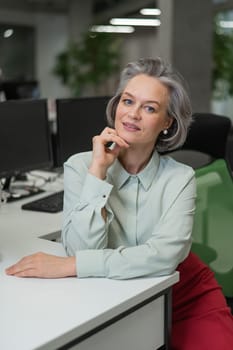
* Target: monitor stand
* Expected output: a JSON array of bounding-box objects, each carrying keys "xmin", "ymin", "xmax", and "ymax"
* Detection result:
[{"xmin": 2, "ymin": 176, "xmax": 44, "ymax": 203}]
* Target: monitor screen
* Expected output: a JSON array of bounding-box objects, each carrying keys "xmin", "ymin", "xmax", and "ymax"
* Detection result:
[
  {"xmin": 0, "ymin": 99, "xmax": 53, "ymax": 179},
  {"xmin": 55, "ymin": 96, "xmax": 110, "ymax": 167},
  {"xmin": 2, "ymin": 81, "xmax": 40, "ymax": 100}
]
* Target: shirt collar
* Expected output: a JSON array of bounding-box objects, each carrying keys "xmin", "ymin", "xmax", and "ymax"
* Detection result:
[{"xmin": 107, "ymin": 151, "xmax": 160, "ymax": 191}]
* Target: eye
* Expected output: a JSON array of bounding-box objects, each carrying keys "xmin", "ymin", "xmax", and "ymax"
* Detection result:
[
  {"xmin": 144, "ymin": 105, "xmax": 156, "ymax": 113},
  {"xmin": 122, "ymin": 98, "xmax": 133, "ymax": 106}
]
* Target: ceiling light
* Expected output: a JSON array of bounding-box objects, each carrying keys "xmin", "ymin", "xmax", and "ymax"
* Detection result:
[
  {"xmin": 219, "ymin": 20, "xmax": 233, "ymax": 28},
  {"xmin": 110, "ymin": 18, "xmax": 161, "ymax": 26},
  {"xmin": 3, "ymin": 29, "xmax": 14, "ymax": 38},
  {"xmin": 90, "ymin": 25, "xmax": 135, "ymax": 33},
  {"xmin": 140, "ymin": 8, "xmax": 161, "ymax": 16}
]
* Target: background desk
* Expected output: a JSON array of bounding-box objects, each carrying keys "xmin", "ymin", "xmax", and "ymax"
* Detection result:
[{"xmin": 0, "ymin": 186, "xmax": 179, "ymax": 350}]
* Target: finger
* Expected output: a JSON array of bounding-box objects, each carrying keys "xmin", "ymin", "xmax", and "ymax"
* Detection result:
[
  {"xmin": 108, "ymin": 134, "xmax": 129, "ymax": 148},
  {"xmin": 95, "ymin": 130, "xmax": 129, "ymax": 150},
  {"xmin": 102, "ymin": 127, "xmax": 116, "ymax": 136},
  {"xmin": 102, "ymin": 128, "xmax": 129, "ymax": 147},
  {"xmin": 5, "ymin": 259, "xmax": 34, "ymax": 275},
  {"xmin": 6, "ymin": 265, "xmax": 25, "ymax": 275},
  {"xmin": 12, "ymin": 268, "xmax": 37, "ymax": 278},
  {"xmin": 99, "ymin": 131, "xmax": 128, "ymax": 146}
]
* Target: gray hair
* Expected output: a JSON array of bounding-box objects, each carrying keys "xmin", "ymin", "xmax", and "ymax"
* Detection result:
[{"xmin": 106, "ymin": 57, "xmax": 192, "ymax": 152}]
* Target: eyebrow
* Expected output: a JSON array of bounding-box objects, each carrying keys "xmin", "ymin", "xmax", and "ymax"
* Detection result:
[{"xmin": 122, "ymin": 92, "xmax": 161, "ymax": 107}]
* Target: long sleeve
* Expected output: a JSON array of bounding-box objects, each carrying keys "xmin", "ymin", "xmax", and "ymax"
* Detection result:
[
  {"xmin": 62, "ymin": 152, "xmax": 114, "ymax": 255},
  {"xmin": 62, "ymin": 152, "xmax": 196, "ymax": 280}
]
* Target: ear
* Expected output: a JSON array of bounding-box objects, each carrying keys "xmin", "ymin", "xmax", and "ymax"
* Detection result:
[{"xmin": 165, "ymin": 116, "xmax": 174, "ymax": 129}]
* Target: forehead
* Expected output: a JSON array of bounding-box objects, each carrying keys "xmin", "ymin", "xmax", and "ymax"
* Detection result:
[{"xmin": 123, "ymin": 74, "xmax": 169, "ymax": 101}]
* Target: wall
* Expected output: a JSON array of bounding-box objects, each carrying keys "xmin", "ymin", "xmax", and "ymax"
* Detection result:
[
  {"xmin": 0, "ymin": 8, "xmax": 70, "ymax": 99},
  {"xmin": 34, "ymin": 13, "xmax": 69, "ymax": 98},
  {"xmin": 0, "ymin": 0, "xmax": 214, "ymax": 110},
  {"xmin": 0, "ymin": 23, "xmax": 35, "ymax": 81},
  {"xmin": 120, "ymin": 29, "xmax": 160, "ymax": 68},
  {"xmin": 158, "ymin": 0, "xmax": 213, "ymax": 113}
]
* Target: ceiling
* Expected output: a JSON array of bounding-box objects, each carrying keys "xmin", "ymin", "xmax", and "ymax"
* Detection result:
[
  {"xmin": 0, "ymin": 0, "xmax": 232, "ymax": 14},
  {"xmin": 0, "ymin": 0, "xmax": 155, "ymax": 16},
  {"xmin": 0, "ymin": 0, "xmax": 231, "ymax": 27}
]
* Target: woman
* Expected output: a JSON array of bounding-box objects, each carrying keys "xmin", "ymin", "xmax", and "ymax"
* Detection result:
[
  {"xmin": 6, "ymin": 58, "xmax": 233, "ymax": 349},
  {"xmin": 61, "ymin": 57, "xmax": 195, "ymax": 280}
]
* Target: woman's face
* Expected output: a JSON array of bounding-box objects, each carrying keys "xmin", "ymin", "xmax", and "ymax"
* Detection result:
[{"xmin": 114, "ymin": 74, "xmax": 173, "ymax": 149}]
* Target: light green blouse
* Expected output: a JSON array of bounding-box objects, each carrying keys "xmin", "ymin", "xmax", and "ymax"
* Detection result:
[{"xmin": 62, "ymin": 150, "xmax": 196, "ymax": 279}]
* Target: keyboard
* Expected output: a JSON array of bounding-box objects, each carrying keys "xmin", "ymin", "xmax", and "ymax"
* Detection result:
[{"xmin": 21, "ymin": 191, "xmax": 64, "ymax": 213}]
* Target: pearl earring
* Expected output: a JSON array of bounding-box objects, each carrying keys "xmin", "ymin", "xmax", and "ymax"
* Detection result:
[{"xmin": 163, "ymin": 129, "xmax": 168, "ymax": 135}]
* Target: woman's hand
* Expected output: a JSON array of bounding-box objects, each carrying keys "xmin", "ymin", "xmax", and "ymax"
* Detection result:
[
  {"xmin": 5, "ymin": 252, "xmax": 76, "ymax": 278},
  {"xmin": 89, "ymin": 127, "xmax": 129, "ymax": 179}
]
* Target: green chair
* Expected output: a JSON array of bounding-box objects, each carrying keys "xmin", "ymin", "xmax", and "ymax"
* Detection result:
[
  {"xmin": 168, "ymin": 113, "xmax": 233, "ymax": 298},
  {"xmin": 192, "ymin": 159, "xmax": 233, "ymax": 297}
]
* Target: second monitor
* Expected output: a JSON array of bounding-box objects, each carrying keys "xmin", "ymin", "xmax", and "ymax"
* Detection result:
[
  {"xmin": 0, "ymin": 98, "xmax": 53, "ymax": 201},
  {"xmin": 55, "ymin": 96, "xmax": 110, "ymax": 167}
]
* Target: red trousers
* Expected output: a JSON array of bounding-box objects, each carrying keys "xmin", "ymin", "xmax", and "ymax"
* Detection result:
[{"xmin": 172, "ymin": 252, "xmax": 233, "ymax": 350}]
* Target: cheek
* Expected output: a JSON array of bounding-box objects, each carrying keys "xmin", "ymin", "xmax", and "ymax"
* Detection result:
[
  {"xmin": 114, "ymin": 105, "xmax": 124, "ymax": 124},
  {"xmin": 147, "ymin": 120, "xmax": 164, "ymax": 135},
  {"xmin": 115, "ymin": 104, "xmax": 124, "ymax": 116}
]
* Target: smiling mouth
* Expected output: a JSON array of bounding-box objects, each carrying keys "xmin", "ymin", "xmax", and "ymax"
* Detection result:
[{"xmin": 123, "ymin": 122, "xmax": 140, "ymax": 131}]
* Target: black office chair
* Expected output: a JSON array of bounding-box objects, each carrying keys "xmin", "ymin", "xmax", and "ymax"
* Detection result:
[
  {"xmin": 169, "ymin": 112, "xmax": 232, "ymax": 170},
  {"xmin": 168, "ymin": 113, "xmax": 233, "ymax": 309},
  {"xmin": 185, "ymin": 113, "xmax": 231, "ymax": 157}
]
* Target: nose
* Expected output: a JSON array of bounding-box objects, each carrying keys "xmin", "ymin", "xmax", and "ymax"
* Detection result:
[{"xmin": 128, "ymin": 104, "xmax": 141, "ymax": 120}]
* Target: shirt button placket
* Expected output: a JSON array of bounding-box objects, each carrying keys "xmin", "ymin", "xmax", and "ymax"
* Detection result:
[{"xmin": 130, "ymin": 176, "xmax": 139, "ymax": 243}]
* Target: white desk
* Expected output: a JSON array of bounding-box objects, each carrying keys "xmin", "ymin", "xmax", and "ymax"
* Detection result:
[{"xmin": 0, "ymin": 187, "xmax": 179, "ymax": 350}]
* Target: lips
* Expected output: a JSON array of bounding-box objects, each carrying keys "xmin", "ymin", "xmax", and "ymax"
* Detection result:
[{"xmin": 123, "ymin": 122, "xmax": 141, "ymax": 131}]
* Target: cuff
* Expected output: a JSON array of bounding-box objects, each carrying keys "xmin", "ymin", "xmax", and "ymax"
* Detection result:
[
  {"xmin": 79, "ymin": 173, "xmax": 113, "ymax": 207},
  {"xmin": 76, "ymin": 249, "xmax": 106, "ymax": 278}
]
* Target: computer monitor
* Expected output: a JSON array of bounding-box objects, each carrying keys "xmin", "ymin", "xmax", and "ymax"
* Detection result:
[
  {"xmin": 54, "ymin": 96, "xmax": 110, "ymax": 167},
  {"xmin": 0, "ymin": 99, "xmax": 53, "ymax": 197},
  {"xmin": 2, "ymin": 81, "xmax": 40, "ymax": 100}
]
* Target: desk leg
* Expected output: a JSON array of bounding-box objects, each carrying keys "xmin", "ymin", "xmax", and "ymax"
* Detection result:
[{"xmin": 164, "ymin": 288, "xmax": 172, "ymax": 350}]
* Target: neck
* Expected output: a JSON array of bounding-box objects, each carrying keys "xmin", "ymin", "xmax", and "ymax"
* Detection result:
[{"xmin": 118, "ymin": 146, "xmax": 154, "ymax": 174}]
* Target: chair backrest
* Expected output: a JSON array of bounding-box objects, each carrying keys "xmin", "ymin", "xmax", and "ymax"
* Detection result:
[
  {"xmin": 167, "ymin": 113, "xmax": 233, "ymax": 297},
  {"xmin": 192, "ymin": 159, "xmax": 233, "ymax": 297},
  {"xmin": 183, "ymin": 113, "xmax": 232, "ymax": 160},
  {"xmin": 226, "ymin": 126, "xmax": 233, "ymax": 172},
  {"xmin": 167, "ymin": 113, "xmax": 233, "ymax": 171}
]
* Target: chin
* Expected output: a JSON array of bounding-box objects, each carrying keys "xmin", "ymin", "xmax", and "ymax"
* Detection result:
[{"xmin": 119, "ymin": 133, "xmax": 131, "ymax": 145}]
